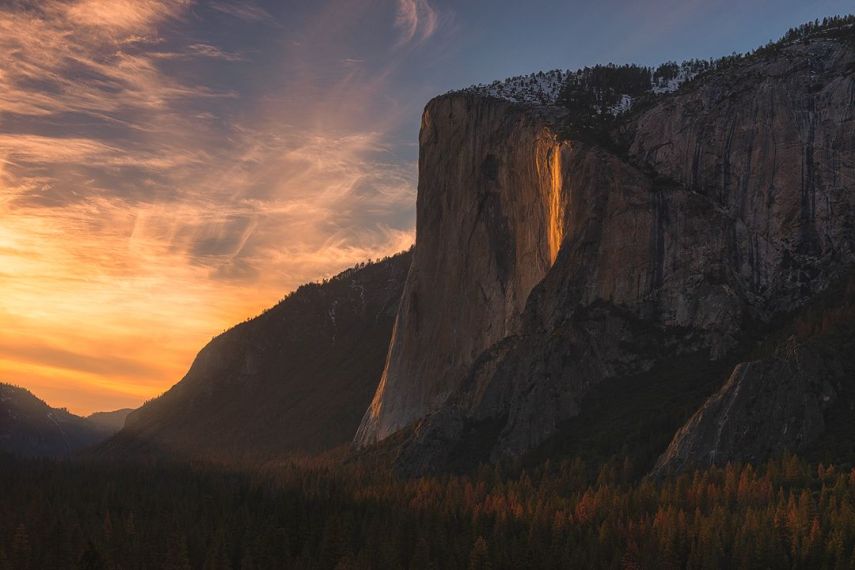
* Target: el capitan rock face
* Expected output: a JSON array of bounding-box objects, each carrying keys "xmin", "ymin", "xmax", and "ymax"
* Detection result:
[
  {"xmin": 355, "ymin": 97, "xmax": 566, "ymax": 445},
  {"xmin": 357, "ymin": 35, "xmax": 855, "ymax": 473}
]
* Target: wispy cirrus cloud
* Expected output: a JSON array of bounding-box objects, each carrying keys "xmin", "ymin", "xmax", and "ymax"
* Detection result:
[
  {"xmin": 209, "ymin": 1, "xmax": 275, "ymax": 23},
  {"xmin": 185, "ymin": 43, "xmax": 246, "ymax": 61},
  {"xmin": 64, "ymin": 0, "xmax": 189, "ymax": 32},
  {"xmin": 0, "ymin": 1, "xmax": 225, "ymax": 121},
  {"xmin": 395, "ymin": 0, "xmax": 439, "ymax": 45}
]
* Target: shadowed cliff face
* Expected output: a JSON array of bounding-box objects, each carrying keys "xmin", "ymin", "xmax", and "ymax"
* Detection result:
[
  {"xmin": 653, "ymin": 351, "xmax": 836, "ymax": 475},
  {"xmin": 357, "ymin": 36, "xmax": 855, "ymax": 473},
  {"xmin": 652, "ymin": 274, "xmax": 855, "ymax": 476}
]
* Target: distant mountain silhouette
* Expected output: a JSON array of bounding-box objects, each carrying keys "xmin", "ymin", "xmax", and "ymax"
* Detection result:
[
  {"xmin": 99, "ymin": 251, "xmax": 411, "ymax": 462},
  {"xmin": 0, "ymin": 384, "xmax": 126, "ymax": 457},
  {"xmin": 86, "ymin": 408, "xmax": 133, "ymax": 432}
]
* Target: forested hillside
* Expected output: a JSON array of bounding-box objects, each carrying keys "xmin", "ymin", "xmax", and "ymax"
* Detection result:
[
  {"xmin": 99, "ymin": 252, "xmax": 411, "ymax": 462},
  {"xmin": 2, "ymin": 455, "xmax": 855, "ymax": 569}
]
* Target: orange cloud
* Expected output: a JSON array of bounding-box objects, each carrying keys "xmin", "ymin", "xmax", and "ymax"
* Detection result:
[
  {"xmin": 65, "ymin": 0, "xmax": 189, "ymax": 33},
  {"xmin": 209, "ymin": 1, "xmax": 275, "ymax": 24},
  {"xmin": 0, "ymin": 196, "xmax": 273, "ymax": 414}
]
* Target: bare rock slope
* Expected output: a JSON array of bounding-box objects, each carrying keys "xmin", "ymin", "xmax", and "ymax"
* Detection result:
[{"xmin": 653, "ymin": 276, "xmax": 855, "ymax": 475}]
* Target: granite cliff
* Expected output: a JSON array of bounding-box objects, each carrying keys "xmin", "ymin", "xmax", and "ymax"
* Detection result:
[
  {"xmin": 356, "ymin": 27, "xmax": 855, "ymax": 474},
  {"xmin": 355, "ymin": 97, "xmax": 566, "ymax": 445}
]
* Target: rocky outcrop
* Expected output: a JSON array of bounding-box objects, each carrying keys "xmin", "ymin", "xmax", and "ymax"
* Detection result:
[
  {"xmin": 357, "ymin": 36, "xmax": 855, "ymax": 472},
  {"xmin": 651, "ymin": 341, "xmax": 840, "ymax": 476},
  {"xmin": 653, "ymin": 274, "xmax": 855, "ymax": 474}
]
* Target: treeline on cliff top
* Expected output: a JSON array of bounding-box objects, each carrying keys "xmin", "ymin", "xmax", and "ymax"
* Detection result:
[{"xmin": 555, "ymin": 14, "xmax": 855, "ymax": 131}]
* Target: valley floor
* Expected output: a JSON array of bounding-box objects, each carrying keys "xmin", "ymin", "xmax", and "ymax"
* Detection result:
[{"xmin": 2, "ymin": 454, "xmax": 855, "ymax": 569}]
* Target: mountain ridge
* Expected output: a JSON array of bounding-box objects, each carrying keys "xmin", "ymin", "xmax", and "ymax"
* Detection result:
[
  {"xmin": 0, "ymin": 383, "xmax": 127, "ymax": 457},
  {"xmin": 98, "ymin": 251, "xmax": 412, "ymax": 462}
]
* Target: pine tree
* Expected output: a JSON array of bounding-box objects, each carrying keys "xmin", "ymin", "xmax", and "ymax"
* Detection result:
[
  {"xmin": 163, "ymin": 534, "xmax": 192, "ymax": 570},
  {"xmin": 11, "ymin": 523, "xmax": 31, "ymax": 570},
  {"xmin": 468, "ymin": 537, "xmax": 489, "ymax": 570},
  {"xmin": 78, "ymin": 541, "xmax": 105, "ymax": 570},
  {"xmin": 410, "ymin": 536, "xmax": 432, "ymax": 570}
]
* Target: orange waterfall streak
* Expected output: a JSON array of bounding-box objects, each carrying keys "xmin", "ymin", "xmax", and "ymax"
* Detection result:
[{"xmin": 547, "ymin": 146, "xmax": 564, "ymax": 264}]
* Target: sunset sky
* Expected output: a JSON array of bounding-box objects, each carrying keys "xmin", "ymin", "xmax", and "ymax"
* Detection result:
[{"xmin": 2, "ymin": 0, "xmax": 851, "ymax": 415}]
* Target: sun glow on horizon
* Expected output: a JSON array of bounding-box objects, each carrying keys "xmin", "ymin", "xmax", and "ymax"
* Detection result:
[
  {"xmin": 0, "ymin": 197, "xmax": 413, "ymax": 415},
  {"xmin": 0, "ymin": 198, "xmax": 283, "ymax": 415}
]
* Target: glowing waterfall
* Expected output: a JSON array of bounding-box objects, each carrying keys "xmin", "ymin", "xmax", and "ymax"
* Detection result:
[{"xmin": 547, "ymin": 147, "xmax": 564, "ymax": 264}]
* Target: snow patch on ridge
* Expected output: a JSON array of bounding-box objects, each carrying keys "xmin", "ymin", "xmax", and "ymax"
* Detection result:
[
  {"xmin": 651, "ymin": 66, "xmax": 704, "ymax": 95},
  {"xmin": 455, "ymin": 62, "xmax": 708, "ymax": 114},
  {"xmin": 458, "ymin": 69, "xmax": 570, "ymax": 106}
]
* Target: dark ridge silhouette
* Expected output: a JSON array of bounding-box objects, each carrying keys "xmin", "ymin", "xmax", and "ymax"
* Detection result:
[
  {"xmin": 0, "ymin": 384, "xmax": 123, "ymax": 457},
  {"xmin": 98, "ymin": 251, "xmax": 411, "ymax": 462}
]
